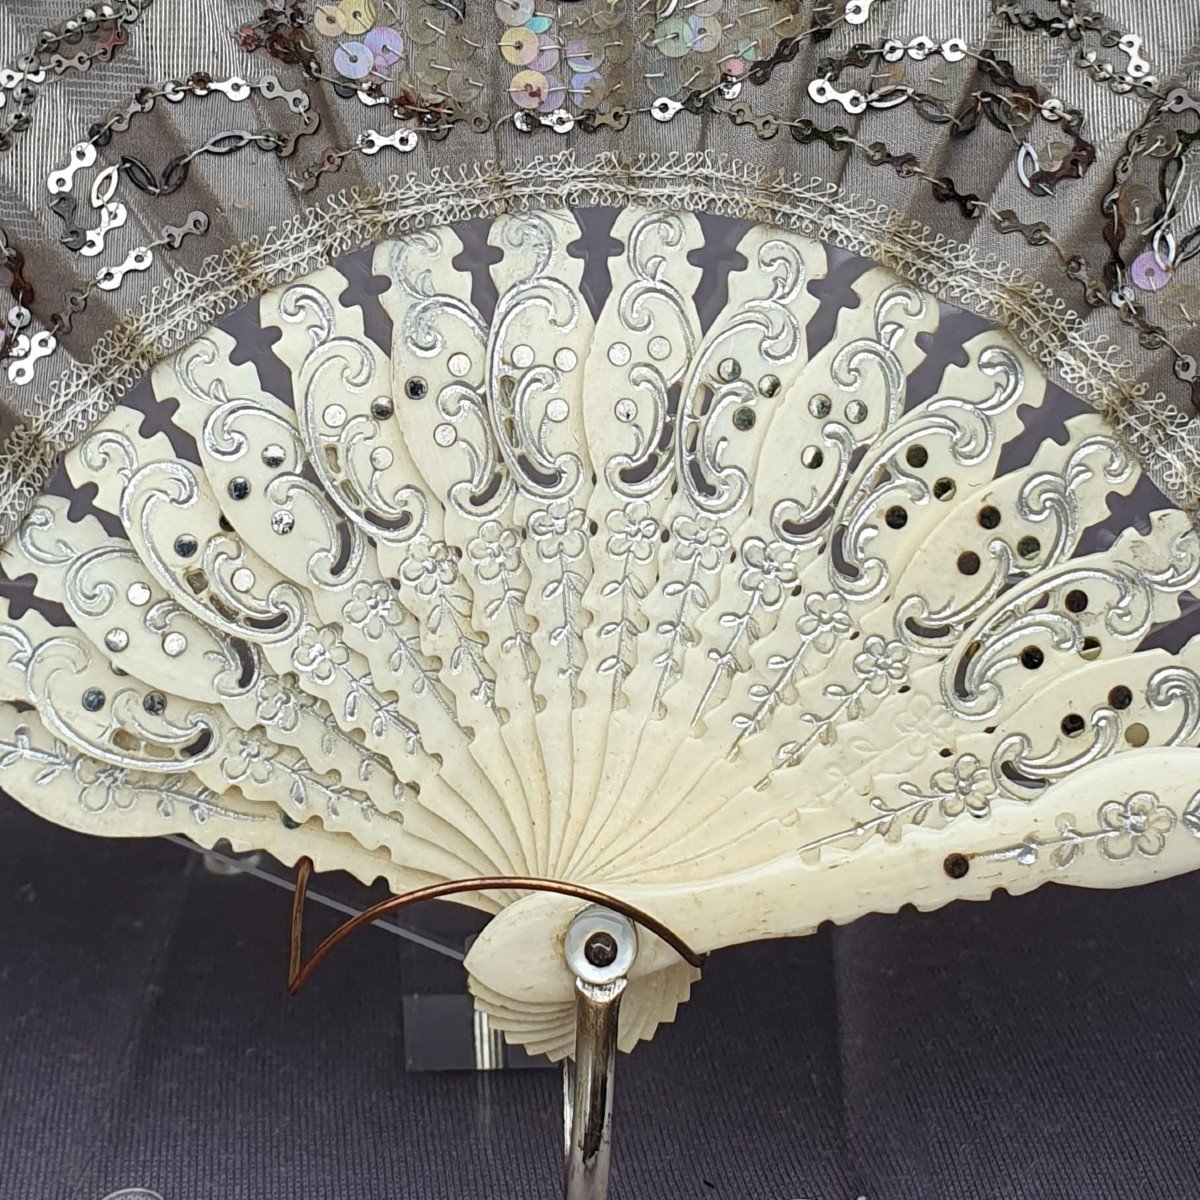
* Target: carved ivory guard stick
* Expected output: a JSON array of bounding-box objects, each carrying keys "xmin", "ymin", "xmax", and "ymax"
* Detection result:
[{"xmin": 563, "ymin": 906, "xmax": 639, "ymax": 1200}]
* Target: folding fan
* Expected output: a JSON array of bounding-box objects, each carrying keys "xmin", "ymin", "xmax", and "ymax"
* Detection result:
[
  {"xmin": 4, "ymin": 203, "xmax": 1200, "ymax": 1061},
  {"xmin": 5, "ymin": 10, "xmax": 1200, "ymax": 1196}
]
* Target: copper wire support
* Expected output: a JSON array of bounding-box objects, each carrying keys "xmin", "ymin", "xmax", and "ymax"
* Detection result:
[{"xmin": 286, "ymin": 857, "xmax": 705, "ymax": 995}]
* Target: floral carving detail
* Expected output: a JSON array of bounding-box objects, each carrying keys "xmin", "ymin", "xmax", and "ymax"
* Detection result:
[
  {"xmin": 925, "ymin": 753, "xmax": 993, "ymax": 818},
  {"xmin": 989, "ymin": 791, "xmax": 1179, "ymax": 869},
  {"xmin": 671, "ymin": 513, "xmax": 731, "ymax": 573},
  {"xmin": 1096, "ymin": 792, "xmax": 1176, "ymax": 860},
  {"xmin": 400, "ymin": 536, "xmax": 460, "ymax": 598},
  {"xmin": 292, "ymin": 624, "xmax": 349, "ymax": 685},
  {"xmin": 731, "ymin": 592, "xmax": 856, "ymax": 748},
  {"xmin": 76, "ymin": 757, "xmax": 134, "ymax": 813},
  {"xmin": 795, "ymin": 591, "xmax": 852, "ymax": 655},
  {"xmin": 652, "ymin": 512, "xmax": 731, "ymax": 712},
  {"xmin": 606, "ymin": 502, "xmax": 659, "ymax": 563},
  {"xmin": 256, "ymin": 676, "xmax": 302, "ymax": 732},
  {"xmin": 737, "ymin": 537, "xmax": 800, "ymax": 609},
  {"xmin": 344, "ymin": 580, "xmax": 400, "ymax": 639},
  {"xmin": 221, "ymin": 730, "xmax": 279, "ymax": 787},
  {"xmin": 852, "ymin": 635, "xmax": 910, "ymax": 694},
  {"xmin": 528, "ymin": 501, "xmax": 587, "ymax": 562},
  {"xmin": 467, "ymin": 520, "xmax": 522, "ymax": 583},
  {"xmin": 894, "ymin": 693, "xmax": 956, "ymax": 743}
]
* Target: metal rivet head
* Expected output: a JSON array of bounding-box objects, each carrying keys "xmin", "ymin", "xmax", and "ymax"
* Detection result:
[
  {"xmin": 584, "ymin": 931, "xmax": 619, "ymax": 968},
  {"xmin": 1061, "ymin": 712, "xmax": 1085, "ymax": 737},
  {"xmin": 82, "ymin": 687, "xmax": 106, "ymax": 712},
  {"xmin": 732, "ymin": 406, "xmax": 755, "ymax": 431},
  {"xmin": 758, "ymin": 374, "xmax": 780, "ymax": 398},
  {"xmin": 1021, "ymin": 646, "xmax": 1045, "ymax": 669},
  {"xmin": 104, "ymin": 629, "xmax": 129, "ymax": 653},
  {"xmin": 174, "ymin": 534, "xmax": 198, "ymax": 558},
  {"xmin": 717, "ymin": 358, "xmax": 740, "ymax": 382},
  {"xmin": 809, "ymin": 395, "xmax": 831, "ymax": 419},
  {"xmin": 405, "ymin": 376, "xmax": 428, "ymax": 400},
  {"xmin": 143, "ymin": 691, "xmax": 166, "ymax": 716},
  {"xmin": 371, "ymin": 398, "xmax": 394, "ymax": 420},
  {"xmin": 943, "ymin": 853, "xmax": 970, "ymax": 879},
  {"xmin": 262, "ymin": 444, "xmax": 286, "ymax": 469},
  {"xmin": 272, "ymin": 511, "xmax": 295, "ymax": 535},
  {"xmin": 228, "ymin": 477, "xmax": 251, "ymax": 501}
]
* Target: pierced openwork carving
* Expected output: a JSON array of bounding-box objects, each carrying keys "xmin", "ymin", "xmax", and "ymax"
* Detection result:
[{"xmin": 3, "ymin": 207, "xmax": 1200, "ymax": 1057}]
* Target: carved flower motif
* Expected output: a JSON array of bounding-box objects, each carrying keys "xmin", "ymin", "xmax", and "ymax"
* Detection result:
[
  {"xmin": 853, "ymin": 635, "xmax": 909, "ymax": 694},
  {"xmin": 796, "ymin": 592, "xmax": 851, "ymax": 655},
  {"xmin": 75, "ymin": 758, "xmax": 132, "ymax": 813},
  {"xmin": 344, "ymin": 580, "xmax": 399, "ymax": 639},
  {"xmin": 400, "ymin": 537, "xmax": 460, "ymax": 597},
  {"xmin": 222, "ymin": 730, "xmax": 279, "ymax": 786},
  {"xmin": 930, "ymin": 753, "xmax": 993, "ymax": 818},
  {"xmin": 256, "ymin": 676, "xmax": 301, "ymax": 732},
  {"xmin": 895, "ymin": 693, "xmax": 954, "ymax": 742},
  {"xmin": 606, "ymin": 501, "xmax": 659, "ymax": 563},
  {"xmin": 671, "ymin": 513, "xmax": 731, "ymax": 572},
  {"xmin": 528, "ymin": 501, "xmax": 587, "ymax": 562},
  {"xmin": 1098, "ymin": 792, "xmax": 1175, "ymax": 860},
  {"xmin": 738, "ymin": 537, "xmax": 800, "ymax": 609},
  {"xmin": 292, "ymin": 624, "xmax": 349, "ymax": 685},
  {"xmin": 467, "ymin": 520, "xmax": 522, "ymax": 583}
]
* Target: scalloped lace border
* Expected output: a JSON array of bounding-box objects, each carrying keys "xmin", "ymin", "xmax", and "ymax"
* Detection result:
[{"xmin": 4, "ymin": 149, "xmax": 1196, "ymax": 537}]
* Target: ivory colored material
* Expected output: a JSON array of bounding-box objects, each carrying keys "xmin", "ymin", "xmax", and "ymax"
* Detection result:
[{"xmin": 3, "ymin": 209, "xmax": 1200, "ymax": 1056}]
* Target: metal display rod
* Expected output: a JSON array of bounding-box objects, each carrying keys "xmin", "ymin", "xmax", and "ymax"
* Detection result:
[
  {"xmin": 562, "ymin": 906, "xmax": 639, "ymax": 1199},
  {"xmin": 286, "ymin": 859, "xmax": 702, "ymax": 1200}
]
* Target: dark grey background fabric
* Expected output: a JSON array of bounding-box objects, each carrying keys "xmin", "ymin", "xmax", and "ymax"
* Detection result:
[{"xmin": 2, "ymin": 794, "xmax": 1199, "ymax": 1200}]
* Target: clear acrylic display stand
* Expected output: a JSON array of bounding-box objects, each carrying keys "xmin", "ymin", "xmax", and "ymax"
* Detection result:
[
  {"xmin": 173, "ymin": 836, "xmax": 662, "ymax": 1199},
  {"xmin": 171, "ymin": 836, "xmax": 551, "ymax": 1073}
]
